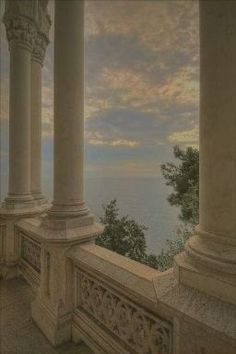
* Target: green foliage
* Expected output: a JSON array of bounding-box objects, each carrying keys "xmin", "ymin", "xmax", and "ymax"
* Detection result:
[
  {"xmin": 161, "ymin": 145, "xmax": 199, "ymax": 226},
  {"xmin": 96, "ymin": 199, "xmax": 194, "ymax": 272},
  {"xmin": 96, "ymin": 199, "xmax": 147, "ymax": 263},
  {"xmin": 146, "ymin": 224, "xmax": 194, "ymax": 271},
  {"xmin": 97, "ymin": 146, "xmax": 199, "ymax": 271}
]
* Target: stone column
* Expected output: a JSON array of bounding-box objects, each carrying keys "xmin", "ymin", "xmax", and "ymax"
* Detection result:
[
  {"xmin": 175, "ymin": 0, "xmax": 236, "ymax": 305},
  {"xmin": 3, "ymin": 17, "xmax": 36, "ymax": 209},
  {"xmin": 31, "ymin": 33, "xmax": 48, "ymax": 204},
  {"xmin": 32, "ymin": 1, "xmax": 103, "ymax": 345},
  {"xmin": 47, "ymin": 0, "xmax": 89, "ymax": 223}
]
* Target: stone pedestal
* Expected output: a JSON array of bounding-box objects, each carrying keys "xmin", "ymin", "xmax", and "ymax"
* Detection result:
[
  {"xmin": 29, "ymin": 216, "xmax": 103, "ymax": 345},
  {"xmin": 175, "ymin": 0, "xmax": 236, "ymax": 305},
  {"xmin": 0, "ymin": 205, "xmax": 48, "ymax": 279},
  {"xmin": 31, "ymin": 0, "xmax": 103, "ymax": 345}
]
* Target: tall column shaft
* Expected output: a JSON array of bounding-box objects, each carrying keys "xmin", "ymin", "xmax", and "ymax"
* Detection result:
[
  {"xmin": 199, "ymin": 0, "xmax": 236, "ymax": 238},
  {"xmin": 48, "ymin": 0, "xmax": 88, "ymax": 218},
  {"xmin": 31, "ymin": 32, "xmax": 49, "ymax": 204},
  {"xmin": 175, "ymin": 0, "xmax": 236, "ymax": 305},
  {"xmin": 31, "ymin": 58, "xmax": 43, "ymax": 200},
  {"xmin": 9, "ymin": 46, "xmax": 31, "ymax": 198},
  {"xmin": 187, "ymin": 0, "xmax": 236, "ymax": 268},
  {"xmin": 3, "ymin": 17, "xmax": 36, "ymax": 208}
]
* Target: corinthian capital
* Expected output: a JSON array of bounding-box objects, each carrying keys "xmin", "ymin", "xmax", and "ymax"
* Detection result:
[
  {"xmin": 4, "ymin": 16, "xmax": 36, "ymax": 51},
  {"xmin": 32, "ymin": 32, "xmax": 49, "ymax": 65},
  {"xmin": 3, "ymin": 0, "xmax": 38, "ymax": 51},
  {"xmin": 31, "ymin": 0, "xmax": 51, "ymax": 65}
]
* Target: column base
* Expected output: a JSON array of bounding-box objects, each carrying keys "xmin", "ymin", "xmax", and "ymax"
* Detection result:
[
  {"xmin": 3, "ymin": 194, "xmax": 37, "ymax": 210},
  {"xmin": 32, "ymin": 192, "xmax": 49, "ymax": 206},
  {"xmin": 175, "ymin": 228, "xmax": 236, "ymax": 305},
  {"xmin": 43, "ymin": 201, "xmax": 96, "ymax": 231},
  {"xmin": 18, "ymin": 213, "xmax": 103, "ymax": 244},
  {"xmin": 47, "ymin": 201, "xmax": 90, "ymax": 219}
]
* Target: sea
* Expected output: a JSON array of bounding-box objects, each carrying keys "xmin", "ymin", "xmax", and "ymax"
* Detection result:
[
  {"xmin": 84, "ymin": 177, "xmax": 180, "ymax": 254},
  {"xmin": 0, "ymin": 175, "xmax": 180, "ymax": 255}
]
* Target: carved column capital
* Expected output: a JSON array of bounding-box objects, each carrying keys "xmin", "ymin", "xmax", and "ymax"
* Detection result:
[
  {"xmin": 32, "ymin": 0, "xmax": 51, "ymax": 65},
  {"xmin": 4, "ymin": 16, "xmax": 37, "ymax": 52},
  {"xmin": 32, "ymin": 32, "xmax": 49, "ymax": 65}
]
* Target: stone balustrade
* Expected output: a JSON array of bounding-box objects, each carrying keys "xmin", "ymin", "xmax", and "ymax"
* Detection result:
[
  {"xmin": 1, "ymin": 220, "xmax": 236, "ymax": 354},
  {"xmin": 67, "ymin": 243, "xmax": 173, "ymax": 354},
  {"xmin": 67, "ymin": 243, "xmax": 236, "ymax": 354},
  {"xmin": 17, "ymin": 228, "xmax": 41, "ymax": 290}
]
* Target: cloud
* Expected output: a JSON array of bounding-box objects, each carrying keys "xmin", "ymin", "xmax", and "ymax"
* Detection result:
[
  {"xmin": 158, "ymin": 65, "xmax": 199, "ymax": 106},
  {"xmin": 86, "ymin": 130, "xmax": 139, "ymax": 148},
  {"xmin": 167, "ymin": 124, "xmax": 199, "ymax": 147},
  {"xmin": 1, "ymin": 0, "xmax": 199, "ymax": 180},
  {"xmin": 85, "ymin": 159, "xmax": 161, "ymax": 178},
  {"xmin": 85, "ymin": 0, "xmax": 199, "ymax": 57}
]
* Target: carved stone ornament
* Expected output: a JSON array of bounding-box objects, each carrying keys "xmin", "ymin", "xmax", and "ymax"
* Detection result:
[
  {"xmin": 20, "ymin": 232, "xmax": 41, "ymax": 273},
  {"xmin": 3, "ymin": 0, "xmax": 51, "ymax": 53},
  {"xmin": 4, "ymin": 17, "xmax": 37, "ymax": 51},
  {"xmin": 77, "ymin": 269, "xmax": 172, "ymax": 354},
  {"xmin": 32, "ymin": 32, "xmax": 49, "ymax": 65}
]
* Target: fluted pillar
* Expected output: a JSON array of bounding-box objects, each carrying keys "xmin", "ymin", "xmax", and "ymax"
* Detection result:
[
  {"xmin": 31, "ymin": 33, "xmax": 49, "ymax": 204},
  {"xmin": 47, "ymin": 0, "xmax": 89, "ymax": 222},
  {"xmin": 175, "ymin": 0, "xmax": 236, "ymax": 305},
  {"xmin": 3, "ymin": 15, "xmax": 36, "ymax": 209}
]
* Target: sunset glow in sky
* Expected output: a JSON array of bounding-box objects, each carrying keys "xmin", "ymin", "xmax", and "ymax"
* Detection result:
[{"xmin": 0, "ymin": 0, "xmax": 199, "ymax": 193}]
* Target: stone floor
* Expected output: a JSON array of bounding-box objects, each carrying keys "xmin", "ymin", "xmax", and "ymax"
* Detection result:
[{"xmin": 0, "ymin": 278, "xmax": 93, "ymax": 354}]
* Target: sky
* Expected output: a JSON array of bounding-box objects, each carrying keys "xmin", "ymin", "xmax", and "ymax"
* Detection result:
[{"xmin": 0, "ymin": 0, "xmax": 199, "ymax": 197}]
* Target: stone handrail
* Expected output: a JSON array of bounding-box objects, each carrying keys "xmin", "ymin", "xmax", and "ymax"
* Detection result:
[{"xmin": 67, "ymin": 243, "xmax": 173, "ymax": 354}]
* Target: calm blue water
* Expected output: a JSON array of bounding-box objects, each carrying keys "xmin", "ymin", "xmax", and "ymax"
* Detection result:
[
  {"xmin": 0, "ymin": 175, "xmax": 180, "ymax": 254},
  {"xmin": 85, "ymin": 177, "xmax": 179, "ymax": 254}
]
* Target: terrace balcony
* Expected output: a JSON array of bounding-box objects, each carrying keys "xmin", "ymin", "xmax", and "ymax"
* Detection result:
[{"xmin": 0, "ymin": 1, "xmax": 236, "ymax": 354}]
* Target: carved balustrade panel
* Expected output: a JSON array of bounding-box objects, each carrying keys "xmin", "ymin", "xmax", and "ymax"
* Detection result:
[
  {"xmin": 76, "ymin": 268, "xmax": 172, "ymax": 354},
  {"xmin": 20, "ymin": 231, "xmax": 41, "ymax": 273}
]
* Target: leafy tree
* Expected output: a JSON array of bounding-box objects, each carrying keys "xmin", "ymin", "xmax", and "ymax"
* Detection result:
[
  {"xmin": 96, "ymin": 199, "xmax": 147, "ymax": 263},
  {"xmin": 157, "ymin": 145, "xmax": 199, "ymax": 270},
  {"xmin": 146, "ymin": 224, "xmax": 194, "ymax": 271},
  {"xmin": 161, "ymin": 145, "xmax": 199, "ymax": 226},
  {"xmin": 97, "ymin": 146, "xmax": 200, "ymax": 271}
]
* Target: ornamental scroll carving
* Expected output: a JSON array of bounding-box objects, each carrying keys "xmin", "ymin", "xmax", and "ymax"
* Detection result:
[
  {"xmin": 32, "ymin": 33, "xmax": 48, "ymax": 65},
  {"xmin": 77, "ymin": 270, "xmax": 172, "ymax": 354},
  {"xmin": 4, "ymin": 17, "xmax": 36, "ymax": 51},
  {"xmin": 20, "ymin": 233, "xmax": 41, "ymax": 273}
]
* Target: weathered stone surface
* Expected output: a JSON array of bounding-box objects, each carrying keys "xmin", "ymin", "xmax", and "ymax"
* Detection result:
[
  {"xmin": 68, "ymin": 243, "xmax": 236, "ymax": 354},
  {"xmin": 0, "ymin": 278, "xmax": 93, "ymax": 354}
]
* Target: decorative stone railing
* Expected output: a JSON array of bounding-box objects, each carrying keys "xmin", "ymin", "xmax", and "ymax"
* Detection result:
[
  {"xmin": 67, "ymin": 243, "xmax": 173, "ymax": 354},
  {"xmin": 12, "ymin": 221, "xmax": 236, "ymax": 354},
  {"xmin": 16, "ymin": 227, "xmax": 41, "ymax": 289}
]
